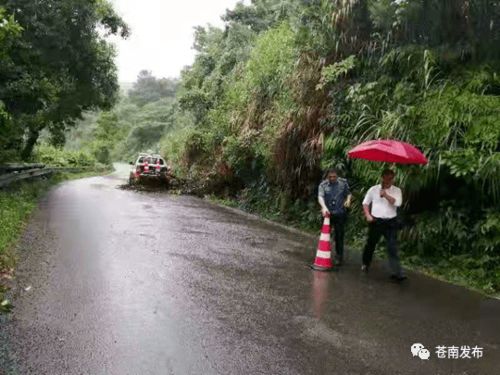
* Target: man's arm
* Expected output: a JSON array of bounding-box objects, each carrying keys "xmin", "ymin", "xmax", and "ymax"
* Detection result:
[
  {"xmin": 343, "ymin": 180, "xmax": 352, "ymax": 208},
  {"xmin": 363, "ymin": 204, "xmax": 374, "ymax": 222},
  {"xmin": 318, "ymin": 196, "xmax": 330, "ymax": 216},
  {"xmin": 380, "ymin": 188, "xmax": 402, "ymax": 207},
  {"xmin": 344, "ymin": 193, "xmax": 353, "ymax": 208},
  {"xmin": 362, "ymin": 187, "xmax": 374, "ymax": 222},
  {"xmin": 318, "ymin": 183, "xmax": 330, "ymax": 216}
]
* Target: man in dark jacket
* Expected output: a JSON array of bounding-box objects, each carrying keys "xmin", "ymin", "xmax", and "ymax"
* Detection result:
[{"xmin": 318, "ymin": 168, "xmax": 352, "ymax": 265}]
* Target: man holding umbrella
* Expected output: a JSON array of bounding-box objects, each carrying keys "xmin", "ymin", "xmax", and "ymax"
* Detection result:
[
  {"xmin": 361, "ymin": 169, "xmax": 406, "ymax": 281},
  {"xmin": 348, "ymin": 139, "xmax": 428, "ymax": 281}
]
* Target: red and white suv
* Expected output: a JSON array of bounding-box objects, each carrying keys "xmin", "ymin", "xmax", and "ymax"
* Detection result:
[{"xmin": 129, "ymin": 153, "xmax": 171, "ymax": 186}]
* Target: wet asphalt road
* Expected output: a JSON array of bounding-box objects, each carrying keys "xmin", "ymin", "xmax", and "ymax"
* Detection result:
[{"xmin": 1, "ymin": 165, "xmax": 499, "ymax": 375}]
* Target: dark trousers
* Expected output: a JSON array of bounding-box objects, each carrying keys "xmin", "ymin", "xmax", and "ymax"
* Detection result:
[
  {"xmin": 362, "ymin": 218, "xmax": 403, "ymax": 276},
  {"xmin": 331, "ymin": 213, "xmax": 346, "ymax": 259}
]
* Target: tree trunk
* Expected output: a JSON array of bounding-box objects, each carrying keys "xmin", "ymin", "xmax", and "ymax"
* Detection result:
[{"xmin": 21, "ymin": 128, "xmax": 40, "ymax": 160}]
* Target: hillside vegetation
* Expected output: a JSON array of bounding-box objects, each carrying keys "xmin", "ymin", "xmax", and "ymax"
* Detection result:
[{"xmin": 155, "ymin": 0, "xmax": 500, "ymax": 293}]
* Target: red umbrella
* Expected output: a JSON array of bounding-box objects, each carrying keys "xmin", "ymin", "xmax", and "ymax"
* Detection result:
[{"xmin": 348, "ymin": 140, "xmax": 428, "ymax": 165}]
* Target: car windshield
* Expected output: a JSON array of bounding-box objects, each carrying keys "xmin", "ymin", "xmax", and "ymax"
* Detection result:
[{"xmin": 138, "ymin": 156, "xmax": 165, "ymax": 165}]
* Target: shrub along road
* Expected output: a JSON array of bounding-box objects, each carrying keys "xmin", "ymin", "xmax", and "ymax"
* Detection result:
[{"xmin": 1, "ymin": 166, "xmax": 499, "ymax": 374}]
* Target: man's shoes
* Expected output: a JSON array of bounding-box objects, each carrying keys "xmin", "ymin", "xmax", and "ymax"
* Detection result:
[
  {"xmin": 334, "ymin": 256, "xmax": 343, "ymax": 266},
  {"xmin": 390, "ymin": 274, "xmax": 408, "ymax": 282},
  {"xmin": 361, "ymin": 264, "xmax": 369, "ymax": 273}
]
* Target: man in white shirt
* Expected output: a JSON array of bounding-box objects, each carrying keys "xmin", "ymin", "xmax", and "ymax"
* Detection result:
[{"xmin": 361, "ymin": 169, "xmax": 406, "ymax": 281}]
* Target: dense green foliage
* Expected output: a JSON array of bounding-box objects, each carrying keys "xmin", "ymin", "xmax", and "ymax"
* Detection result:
[
  {"xmin": 0, "ymin": 0, "xmax": 128, "ymax": 161},
  {"xmin": 32, "ymin": 144, "xmax": 98, "ymax": 168},
  {"xmin": 157, "ymin": 0, "xmax": 499, "ymax": 293},
  {"xmin": 0, "ymin": 181, "xmax": 39, "ymax": 312},
  {"xmin": 0, "ymin": 183, "xmax": 38, "ymax": 270},
  {"xmin": 65, "ymin": 71, "xmax": 180, "ymax": 163},
  {"xmin": 129, "ymin": 70, "xmax": 179, "ymax": 107}
]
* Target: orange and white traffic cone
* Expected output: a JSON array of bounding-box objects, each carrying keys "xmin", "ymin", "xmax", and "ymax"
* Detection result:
[
  {"xmin": 155, "ymin": 160, "xmax": 161, "ymax": 173},
  {"xmin": 310, "ymin": 214, "xmax": 334, "ymax": 271},
  {"xmin": 144, "ymin": 161, "xmax": 150, "ymax": 173}
]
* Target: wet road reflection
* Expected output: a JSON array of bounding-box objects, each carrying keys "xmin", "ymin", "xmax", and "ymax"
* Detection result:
[{"xmin": 311, "ymin": 271, "xmax": 331, "ymax": 320}]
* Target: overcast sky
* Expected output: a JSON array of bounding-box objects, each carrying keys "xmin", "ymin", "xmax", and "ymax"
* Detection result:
[{"xmin": 109, "ymin": 0, "xmax": 246, "ymax": 83}]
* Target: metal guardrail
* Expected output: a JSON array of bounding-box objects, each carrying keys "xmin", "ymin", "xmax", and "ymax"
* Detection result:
[
  {"xmin": 0, "ymin": 164, "xmax": 91, "ymax": 188},
  {"xmin": 0, "ymin": 163, "xmax": 46, "ymax": 174}
]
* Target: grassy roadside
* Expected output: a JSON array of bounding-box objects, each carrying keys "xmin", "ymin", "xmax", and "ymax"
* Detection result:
[
  {"xmin": 0, "ymin": 168, "xmax": 112, "ymax": 313},
  {"xmin": 206, "ymin": 194, "xmax": 500, "ymax": 299}
]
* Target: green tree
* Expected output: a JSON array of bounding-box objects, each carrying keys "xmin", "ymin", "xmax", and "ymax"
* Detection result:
[
  {"xmin": 89, "ymin": 112, "xmax": 120, "ymax": 164},
  {"xmin": 0, "ymin": 7, "xmax": 23, "ymax": 161},
  {"xmin": 128, "ymin": 70, "xmax": 178, "ymax": 107},
  {"xmin": 0, "ymin": 0, "xmax": 129, "ymax": 159}
]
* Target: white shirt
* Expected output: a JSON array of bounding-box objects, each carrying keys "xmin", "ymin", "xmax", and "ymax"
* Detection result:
[{"xmin": 362, "ymin": 184, "xmax": 402, "ymax": 219}]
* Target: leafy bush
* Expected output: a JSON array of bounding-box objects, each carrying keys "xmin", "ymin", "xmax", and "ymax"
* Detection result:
[{"xmin": 33, "ymin": 144, "xmax": 97, "ymax": 168}]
